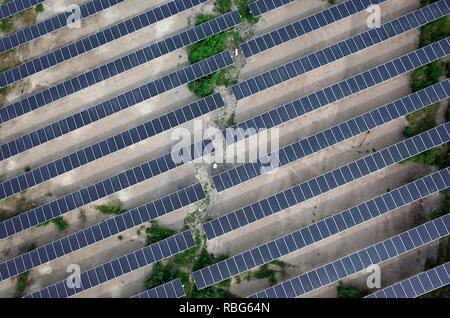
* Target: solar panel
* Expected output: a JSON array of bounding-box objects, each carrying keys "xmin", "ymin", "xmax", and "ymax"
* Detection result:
[
  {"xmin": 0, "ymin": 0, "xmax": 45, "ymax": 21},
  {"xmin": 213, "ymin": 79, "xmax": 450, "ymax": 192},
  {"xmin": 130, "ymin": 278, "xmax": 185, "ymax": 298},
  {"xmin": 234, "ymin": 0, "xmax": 448, "ymax": 99},
  {"xmin": 0, "ymin": 11, "xmax": 241, "ymax": 125},
  {"xmin": 245, "ymin": 0, "xmax": 389, "ymax": 55},
  {"xmin": 365, "ymin": 262, "xmax": 450, "ymax": 298},
  {"xmin": 24, "ymin": 231, "xmax": 196, "ymax": 298},
  {"xmin": 249, "ymin": 215, "xmax": 450, "ymax": 298},
  {"xmin": 0, "ymin": 54, "xmax": 232, "ymax": 201},
  {"xmin": 248, "ymin": 0, "xmax": 296, "ymax": 17},
  {"xmin": 0, "ymin": 0, "xmax": 212, "ymax": 91},
  {"xmin": 0, "ymin": 92, "xmax": 224, "ymax": 195},
  {"xmin": 193, "ymin": 168, "xmax": 450, "ymax": 289},
  {"xmin": 0, "ymin": 183, "xmax": 204, "ymax": 282},
  {"xmin": 0, "ymin": 0, "xmax": 126, "ymax": 55},
  {"xmin": 0, "ymin": 128, "xmax": 212, "ymax": 240}
]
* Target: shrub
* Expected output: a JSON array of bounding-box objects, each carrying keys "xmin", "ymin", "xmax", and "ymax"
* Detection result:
[
  {"xmin": 35, "ymin": 4, "xmax": 44, "ymax": 13},
  {"xmin": 411, "ymin": 60, "xmax": 445, "ymax": 92},
  {"xmin": 188, "ymin": 73, "xmax": 219, "ymax": 97},
  {"xmin": 419, "ymin": 16, "xmax": 449, "ymax": 48},
  {"xmin": 95, "ymin": 202, "xmax": 126, "ymax": 215},
  {"xmin": 235, "ymin": 0, "xmax": 259, "ymax": 24},
  {"xmin": 337, "ymin": 283, "xmax": 367, "ymax": 298},
  {"xmin": 214, "ymin": 0, "xmax": 232, "ymax": 13},
  {"xmin": 188, "ymin": 31, "xmax": 228, "ymax": 64},
  {"xmin": 16, "ymin": 271, "xmax": 30, "ymax": 292},
  {"xmin": 51, "ymin": 217, "xmax": 68, "ymax": 232},
  {"xmin": 146, "ymin": 220, "xmax": 176, "ymax": 245}
]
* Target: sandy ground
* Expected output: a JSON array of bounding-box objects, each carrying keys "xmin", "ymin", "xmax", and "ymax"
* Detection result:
[{"xmin": 0, "ymin": 0, "xmax": 445, "ymax": 298}]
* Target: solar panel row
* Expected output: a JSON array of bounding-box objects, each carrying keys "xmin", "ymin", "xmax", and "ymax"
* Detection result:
[
  {"xmin": 232, "ymin": 1, "xmax": 449, "ymax": 99},
  {"xmin": 25, "ymin": 230, "xmax": 196, "ymax": 298},
  {"xmin": 242, "ymin": 0, "xmax": 388, "ymax": 57},
  {"xmin": 0, "ymin": 0, "xmax": 210, "ymax": 90},
  {"xmin": 0, "ymin": 0, "xmax": 126, "ymax": 55},
  {"xmin": 0, "ymin": 93, "xmax": 223, "ymax": 197},
  {"xmin": 0, "ymin": 128, "xmax": 214, "ymax": 240},
  {"xmin": 221, "ymin": 38, "xmax": 449, "ymax": 149},
  {"xmin": 365, "ymin": 262, "xmax": 450, "ymax": 298},
  {"xmin": 0, "ymin": 10, "xmax": 241, "ymax": 124},
  {"xmin": 193, "ymin": 155, "xmax": 450, "ymax": 289},
  {"xmin": 0, "ymin": 183, "xmax": 204, "ymax": 282},
  {"xmin": 3, "ymin": 39, "xmax": 444, "ymax": 171},
  {"xmin": 248, "ymin": 0, "xmax": 296, "ymax": 18},
  {"xmin": 214, "ymin": 79, "xmax": 450, "ymax": 193},
  {"xmin": 0, "ymin": 51, "xmax": 232, "ymax": 200},
  {"xmin": 249, "ymin": 215, "xmax": 450, "ymax": 298},
  {"xmin": 204, "ymin": 83, "xmax": 450, "ymax": 240},
  {"xmin": 0, "ymin": 0, "xmax": 44, "ymax": 20},
  {"xmin": 130, "ymin": 278, "xmax": 185, "ymax": 298}
]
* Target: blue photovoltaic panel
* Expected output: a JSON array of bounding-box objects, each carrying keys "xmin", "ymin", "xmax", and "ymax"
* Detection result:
[
  {"xmin": 366, "ymin": 262, "xmax": 450, "ymax": 298},
  {"xmin": 0, "ymin": 129, "xmax": 211, "ymax": 240},
  {"xmin": 194, "ymin": 167, "xmax": 450, "ymax": 289},
  {"xmin": 0, "ymin": 93, "xmax": 224, "ymax": 196},
  {"xmin": 241, "ymin": 0, "xmax": 386, "ymax": 53},
  {"xmin": 0, "ymin": 0, "xmax": 45, "ymax": 20},
  {"xmin": 0, "ymin": 52, "xmax": 233, "ymax": 200},
  {"xmin": 248, "ymin": 0, "xmax": 296, "ymax": 17},
  {"xmin": 0, "ymin": 11, "xmax": 241, "ymax": 124},
  {"xmin": 0, "ymin": 0, "xmax": 125, "ymax": 55},
  {"xmin": 0, "ymin": 184, "xmax": 203, "ymax": 282},
  {"xmin": 234, "ymin": 1, "xmax": 448, "ymax": 99},
  {"xmin": 205, "ymin": 82, "xmax": 450, "ymax": 239},
  {"xmin": 131, "ymin": 278, "xmax": 185, "ymax": 298},
  {"xmin": 25, "ymin": 231, "xmax": 196, "ymax": 298},
  {"xmin": 213, "ymin": 79, "xmax": 450, "ymax": 193},
  {"xmin": 0, "ymin": 0, "xmax": 212, "ymax": 90},
  {"xmin": 248, "ymin": 215, "xmax": 450, "ymax": 298},
  {"xmin": 0, "ymin": 37, "xmax": 446, "ymax": 164}
]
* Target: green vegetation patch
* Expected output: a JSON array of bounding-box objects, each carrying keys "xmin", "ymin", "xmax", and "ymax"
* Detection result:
[
  {"xmin": 403, "ymin": 142, "xmax": 450, "ymax": 169},
  {"xmin": 419, "ymin": 16, "xmax": 450, "ymax": 48},
  {"xmin": 95, "ymin": 202, "xmax": 126, "ymax": 215},
  {"xmin": 411, "ymin": 60, "xmax": 446, "ymax": 93},
  {"xmin": 235, "ymin": 0, "xmax": 259, "ymax": 24},
  {"xmin": 16, "ymin": 271, "xmax": 30, "ymax": 292},
  {"xmin": 35, "ymin": 216, "xmax": 68, "ymax": 232},
  {"xmin": 242, "ymin": 260, "xmax": 289, "ymax": 286},
  {"xmin": 337, "ymin": 283, "xmax": 368, "ymax": 298},
  {"xmin": 35, "ymin": 3, "xmax": 44, "ymax": 13},
  {"xmin": 214, "ymin": 0, "xmax": 232, "ymax": 14},
  {"xmin": 0, "ymin": 16, "xmax": 13, "ymax": 33},
  {"xmin": 420, "ymin": 189, "xmax": 450, "ymax": 223},
  {"xmin": 51, "ymin": 216, "xmax": 68, "ymax": 232},
  {"xmin": 187, "ymin": 12, "xmax": 240, "ymax": 98},
  {"xmin": 402, "ymin": 103, "xmax": 439, "ymax": 138},
  {"xmin": 146, "ymin": 220, "xmax": 176, "ymax": 246}
]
